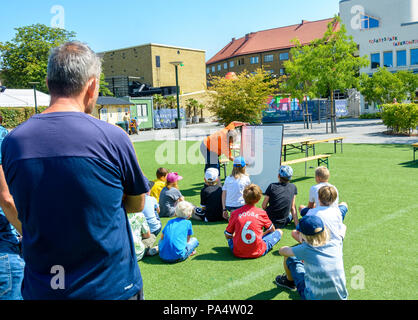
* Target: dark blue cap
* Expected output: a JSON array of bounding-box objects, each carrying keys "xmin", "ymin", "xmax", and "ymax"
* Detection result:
[{"xmin": 296, "ymin": 215, "xmax": 324, "ymax": 236}]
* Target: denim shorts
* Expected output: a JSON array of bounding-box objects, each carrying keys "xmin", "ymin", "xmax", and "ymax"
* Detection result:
[
  {"xmin": 227, "ymin": 230, "xmax": 281, "ymax": 257},
  {"xmin": 161, "ymin": 237, "xmax": 199, "ymax": 263},
  {"xmin": 286, "ymin": 256, "xmax": 307, "ymax": 300},
  {"xmin": 0, "ymin": 247, "xmax": 25, "ymax": 300}
]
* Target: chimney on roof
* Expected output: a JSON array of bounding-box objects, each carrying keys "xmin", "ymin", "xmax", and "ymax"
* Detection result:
[
  {"xmin": 245, "ymin": 33, "xmax": 250, "ymax": 40},
  {"xmin": 231, "ymin": 37, "xmax": 235, "ymax": 42}
]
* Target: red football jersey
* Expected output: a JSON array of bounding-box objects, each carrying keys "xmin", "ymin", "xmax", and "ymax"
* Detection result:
[{"xmin": 225, "ymin": 204, "xmax": 273, "ymax": 258}]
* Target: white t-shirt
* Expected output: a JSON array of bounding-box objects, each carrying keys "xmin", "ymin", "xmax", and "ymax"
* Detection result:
[
  {"xmin": 306, "ymin": 206, "xmax": 346, "ymax": 242},
  {"xmin": 309, "ymin": 182, "xmax": 339, "ymax": 207},
  {"xmin": 222, "ymin": 174, "xmax": 251, "ymax": 207}
]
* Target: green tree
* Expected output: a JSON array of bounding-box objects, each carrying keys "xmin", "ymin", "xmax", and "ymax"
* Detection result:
[
  {"xmin": 359, "ymin": 68, "xmax": 406, "ymax": 106},
  {"xmin": 281, "ymin": 16, "xmax": 369, "ymax": 132},
  {"xmin": 0, "ymin": 24, "xmax": 76, "ymax": 93},
  {"xmin": 395, "ymin": 70, "xmax": 418, "ymax": 102},
  {"xmin": 208, "ymin": 68, "xmax": 278, "ymax": 125},
  {"xmin": 164, "ymin": 95, "xmax": 176, "ymax": 109},
  {"xmin": 186, "ymin": 98, "xmax": 199, "ymax": 117},
  {"xmin": 152, "ymin": 94, "xmax": 165, "ymax": 109},
  {"xmin": 99, "ymin": 73, "xmax": 113, "ymax": 96}
]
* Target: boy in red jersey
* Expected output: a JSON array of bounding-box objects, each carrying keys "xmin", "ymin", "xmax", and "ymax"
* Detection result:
[{"xmin": 224, "ymin": 184, "xmax": 283, "ymax": 259}]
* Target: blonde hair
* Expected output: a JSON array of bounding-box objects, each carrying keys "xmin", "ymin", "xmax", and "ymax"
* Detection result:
[
  {"xmin": 230, "ymin": 166, "xmax": 247, "ymax": 179},
  {"xmin": 166, "ymin": 181, "xmax": 179, "ymax": 190},
  {"xmin": 243, "ymin": 184, "xmax": 262, "ymax": 205},
  {"xmin": 302, "ymin": 226, "xmax": 330, "ymax": 247},
  {"xmin": 318, "ymin": 185, "xmax": 338, "ymax": 206},
  {"xmin": 175, "ymin": 201, "xmax": 194, "ymax": 219},
  {"xmin": 315, "ymin": 166, "xmax": 330, "ymax": 182}
]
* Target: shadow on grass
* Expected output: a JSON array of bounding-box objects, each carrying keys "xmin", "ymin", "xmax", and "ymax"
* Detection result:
[
  {"xmin": 192, "ymin": 246, "xmax": 238, "ymax": 262},
  {"xmin": 398, "ymin": 160, "xmax": 418, "ymax": 168},
  {"xmin": 246, "ymin": 285, "xmax": 300, "ymax": 300}
]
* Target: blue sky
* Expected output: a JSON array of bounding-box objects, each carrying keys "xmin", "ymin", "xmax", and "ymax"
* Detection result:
[{"xmin": 0, "ymin": 0, "xmax": 340, "ymax": 61}]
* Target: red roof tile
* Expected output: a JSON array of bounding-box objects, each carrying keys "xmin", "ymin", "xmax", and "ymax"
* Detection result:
[{"xmin": 207, "ymin": 18, "xmax": 339, "ymax": 65}]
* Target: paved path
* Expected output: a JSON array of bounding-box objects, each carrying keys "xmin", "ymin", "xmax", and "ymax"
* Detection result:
[{"xmin": 130, "ymin": 119, "xmax": 418, "ymax": 144}]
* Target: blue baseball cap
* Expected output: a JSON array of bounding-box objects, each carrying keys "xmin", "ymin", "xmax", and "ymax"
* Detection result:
[
  {"xmin": 279, "ymin": 165, "xmax": 293, "ymax": 179},
  {"xmin": 233, "ymin": 156, "xmax": 246, "ymax": 167},
  {"xmin": 296, "ymin": 215, "xmax": 325, "ymax": 236}
]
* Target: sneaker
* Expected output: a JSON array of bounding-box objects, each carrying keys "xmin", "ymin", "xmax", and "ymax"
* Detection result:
[
  {"xmin": 146, "ymin": 246, "xmax": 159, "ymax": 256},
  {"xmin": 274, "ymin": 274, "xmax": 296, "ymax": 291}
]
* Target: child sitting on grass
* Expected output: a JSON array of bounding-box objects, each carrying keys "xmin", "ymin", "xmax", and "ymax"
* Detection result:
[
  {"xmin": 150, "ymin": 167, "xmax": 169, "ymax": 203},
  {"xmin": 142, "ymin": 181, "xmax": 162, "ymax": 236},
  {"xmin": 158, "ymin": 201, "xmax": 199, "ymax": 263},
  {"xmin": 128, "ymin": 211, "xmax": 159, "ymax": 261},
  {"xmin": 159, "ymin": 172, "xmax": 184, "ymax": 218},
  {"xmin": 222, "ymin": 156, "xmax": 251, "ymax": 220},
  {"xmin": 192, "ymin": 167, "xmax": 224, "ymax": 222},
  {"xmin": 224, "ymin": 184, "xmax": 282, "ymax": 259},
  {"xmin": 299, "ymin": 166, "xmax": 340, "ymax": 217},
  {"xmin": 292, "ymin": 185, "xmax": 348, "ymax": 243},
  {"xmin": 262, "ymin": 165, "xmax": 298, "ymax": 228},
  {"xmin": 275, "ymin": 215, "xmax": 348, "ymax": 300}
]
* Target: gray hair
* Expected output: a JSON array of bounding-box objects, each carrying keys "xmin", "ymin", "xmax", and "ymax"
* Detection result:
[{"xmin": 47, "ymin": 41, "xmax": 102, "ymax": 97}]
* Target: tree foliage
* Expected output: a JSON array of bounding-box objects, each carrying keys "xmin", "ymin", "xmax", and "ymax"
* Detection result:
[
  {"xmin": 280, "ymin": 16, "xmax": 369, "ymax": 131},
  {"xmin": 0, "ymin": 24, "xmax": 76, "ymax": 93},
  {"xmin": 208, "ymin": 68, "xmax": 278, "ymax": 125},
  {"xmin": 99, "ymin": 72, "xmax": 113, "ymax": 96},
  {"xmin": 380, "ymin": 103, "xmax": 418, "ymax": 135},
  {"xmin": 359, "ymin": 68, "xmax": 418, "ymax": 105}
]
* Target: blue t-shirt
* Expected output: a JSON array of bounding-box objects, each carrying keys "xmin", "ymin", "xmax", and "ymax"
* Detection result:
[
  {"xmin": 158, "ymin": 218, "xmax": 193, "ymax": 261},
  {"xmin": 0, "ymin": 125, "xmax": 20, "ymax": 251},
  {"xmin": 292, "ymin": 240, "xmax": 348, "ymax": 300},
  {"xmin": 1, "ymin": 112, "xmax": 149, "ymax": 300},
  {"xmin": 142, "ymin": 195, "xmax": 161, "ymax": 233}
]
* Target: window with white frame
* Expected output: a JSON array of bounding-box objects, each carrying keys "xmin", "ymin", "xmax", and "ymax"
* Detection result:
[
  {"xmin": 217, "ymin": 64, "xmax": 221, "ymax": 71},
  {"xmin": 250, "ymin": 56, "xmax": 259, "ymax": 64},
  {"xmin": 229, "ymin": 60, "xmax": 234, "ymax": 68},
  {"xmin": 264, "ymin": 54, "xmax": 274, "ymax": 62},
  {"xmin": 224, "ymin": 62, "xmax": 228, "ymax": 69}
]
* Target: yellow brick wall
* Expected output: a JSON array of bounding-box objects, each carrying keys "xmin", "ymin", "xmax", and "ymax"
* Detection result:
[{"xmin": 100, "ymin": 44, "xmax": 207, "ymax": 94}]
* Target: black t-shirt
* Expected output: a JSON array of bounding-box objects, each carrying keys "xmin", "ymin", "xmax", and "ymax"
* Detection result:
[
  {"xmin": 264, "ymin": 182, "xmax": 298, "ymax": 226},
  {"xmin": 200, "ymin": 184, "xmax": 224, "ymax": 222}
]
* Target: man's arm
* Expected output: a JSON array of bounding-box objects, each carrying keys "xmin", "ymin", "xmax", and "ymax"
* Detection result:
[
  {"xmin": 0, "ymin": 165, "xmax": 22, "ymax": 235},
  {"xmin": 222, "ymin": 190, "xmax": 228, "ymax": 220},
  {"xmin": 123, "ymin": 193, "xmax": 146, "ymax": 213}
]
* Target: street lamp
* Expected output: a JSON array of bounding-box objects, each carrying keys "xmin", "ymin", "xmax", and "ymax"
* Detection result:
[
  {"xmin": 28, "ymin": 82, "xmax": 40, "ymax": 114},
  {"xmin": 169, "ymin": 61, "xmax": 183, "ymax": 140}
]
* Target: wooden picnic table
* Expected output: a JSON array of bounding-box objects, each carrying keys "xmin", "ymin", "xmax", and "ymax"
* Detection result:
[{"xmin": 282, "ymin": 137, "xmax": 315, "ymax": 161}]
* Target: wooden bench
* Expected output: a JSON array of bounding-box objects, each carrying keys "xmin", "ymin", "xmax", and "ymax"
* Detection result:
[
  {"xmin": 282, "ymin": 154, "xmax": 331, "ymax": 176},
  {"xmin": 282, "ymin": 137, "xmax": 315, "ymax": 161},
  {"xmin": 413, "ymin": 143, "xmax": 418, "ymax": 161},
  {"xmin": 306, "ymin": 137, "xmax": 345, "ymax": 156}
]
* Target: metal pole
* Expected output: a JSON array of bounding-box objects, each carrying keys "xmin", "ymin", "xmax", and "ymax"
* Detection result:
[
  {"xmin": 33, "ymin": 84, "xmax": 38, "ymax": 114},
  {"xmin": 175, "ymin": 65, "xmax": 181, "ymax": 140}
]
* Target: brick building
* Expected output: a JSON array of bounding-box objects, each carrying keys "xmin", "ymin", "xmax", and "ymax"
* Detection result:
[{"xmin": 206, "ymin": 18, "xmax": 338, "ymax": 80}]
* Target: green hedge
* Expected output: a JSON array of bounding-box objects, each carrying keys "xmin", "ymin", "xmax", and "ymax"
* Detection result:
[
  {"xmin": 0, "ymin": 107, "xmax": 48, "ymax": 128},
  {"xmin": 359, "ymin": 112, "xmax": 381, "ymax": 119},
  {"xmin": 381, "ymin": 103, "xmax": 418, "ymax": 134}
]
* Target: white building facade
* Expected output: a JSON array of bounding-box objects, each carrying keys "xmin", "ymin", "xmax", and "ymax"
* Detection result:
[{"xmin": 340, "ymin": 0, "xmax": 418, "ymax": 114}]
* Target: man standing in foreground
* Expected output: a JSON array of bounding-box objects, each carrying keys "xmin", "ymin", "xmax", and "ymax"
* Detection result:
[{"xmin": 1, "ymin": 42, "xmax": 149, "ymax": 299}]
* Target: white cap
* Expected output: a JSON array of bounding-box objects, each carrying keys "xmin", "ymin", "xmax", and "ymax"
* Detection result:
[{"xmin": 205, "ymin": 168, "xmax": 219, "ymax": 182}]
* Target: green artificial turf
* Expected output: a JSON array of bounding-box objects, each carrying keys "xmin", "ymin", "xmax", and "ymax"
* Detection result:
[{"xmin": 133, "ymin": 140, "xmax": 418, "ymax": 300}]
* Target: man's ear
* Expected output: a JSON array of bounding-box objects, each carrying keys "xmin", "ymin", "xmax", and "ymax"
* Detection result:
[{"xmin": 87, "ymin": 77, "xmax": 98, "ymax": 97}]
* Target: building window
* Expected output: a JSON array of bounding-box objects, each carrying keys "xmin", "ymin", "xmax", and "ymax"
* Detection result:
[
  {"xmin": 360, "ymin": 14, "xmax": 380, "ymax": 30},
  {"xmin": 156, "ymin": 56, "xmax": 161, "ymax": 68},
  {"xmin": 250, "ymin": 56, "xmax": 259, "ymax": 64},
  {"xmin": 383, "ymin": 51, "xmax": 393, "ymax": 68},
  {"xmin": 280, "ymin": 68, "xmax": 286, "ymax": 76},
  {"xmin": 411, "ymin": 48, "xmax": 418, "ymax": 65},
  {"xmin": 206, "ymin": 67, "xmax": 210, "ymax": 74},
  {"xmin": 229, "ymin": 60, "xmax": 234, "ymax": 68},
  {"xmin": 224, "ymin": 62, "xmax": 228, "ymax": 69},
  {"xmin": 397, "ymin": 50, "xmax": 407, "ymax": 67},
  {"xmin": 217, "ymin": 64, "xmax": 221, "ymax": 71},
  {"xmin": 238, "ymin": 58, "xmax": 244, "ymax": 66},
  {"xmin": 264, "ymin": 54, "xmax": 274, "ymax": 62},
  {"xmin": 212, "ymin": 66, "xmax": 215, "ymax": 72},
  {"xmin": 280, "ymin": 52, "xmax": 289, "ymax": 61},
  {"xmin": 371, "ymin": 53, "xmax": 380, "ymax": 69}
]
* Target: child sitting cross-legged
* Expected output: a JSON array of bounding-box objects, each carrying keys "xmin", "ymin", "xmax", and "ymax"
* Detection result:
[
  {"xmin": 224, "ymin": 184, "xmax": 282, "ymax": 259},
  {"xmin": 275, "ymin": 215, "xmax": 348, "ymax": 300},
  {"xmin": 158, "ymin": 201, "xmax": 199, "ymax": 263}
]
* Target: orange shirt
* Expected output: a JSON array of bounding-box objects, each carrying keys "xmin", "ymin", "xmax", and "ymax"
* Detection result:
[{"xmin": 203, "ymin": 121, "xmax": 245, "ymax": 159}]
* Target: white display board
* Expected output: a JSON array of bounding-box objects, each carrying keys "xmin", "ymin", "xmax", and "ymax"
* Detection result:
[{"xmin": 241, "ymin": 124, "xmax": 284, "ymax": 192}]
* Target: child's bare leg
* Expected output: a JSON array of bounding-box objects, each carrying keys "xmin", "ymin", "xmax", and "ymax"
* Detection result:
[{"xmin": 283, "ymin": 257, "xmax": 294, "ymax": 281}]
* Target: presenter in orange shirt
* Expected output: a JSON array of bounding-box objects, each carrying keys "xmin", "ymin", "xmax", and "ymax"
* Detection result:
[{"xmin": 199, "ymin": 121, "xmax": 246, "ymax": 173}]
